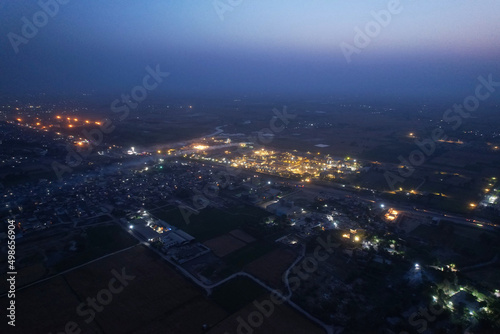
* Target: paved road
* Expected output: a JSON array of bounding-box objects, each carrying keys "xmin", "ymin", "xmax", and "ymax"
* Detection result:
[{"xmin": 122, "ymin": 222, "xmax": 336, "ymax": 334}]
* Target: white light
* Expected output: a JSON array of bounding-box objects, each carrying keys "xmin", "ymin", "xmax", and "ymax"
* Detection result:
[
  {"xmin": 415, "ymin": 263, "xmax": 420, "ymax": 270},
  {"xmin": 129, "ymin": 225, "xmax": 134, "ymax": 229},
  {"xmin": 380, "ymin": 204, "xmax": 385, "ymax": 208}
]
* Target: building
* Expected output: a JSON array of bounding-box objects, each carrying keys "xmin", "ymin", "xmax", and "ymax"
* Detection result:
[{"xmin": 133, "ymin": 224, "xmax": 161, "ymax": 242}]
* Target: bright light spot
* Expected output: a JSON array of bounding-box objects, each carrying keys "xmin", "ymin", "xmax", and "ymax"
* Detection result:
[
  {"xmin": 415, "ymin": 263, "xmax": 420, "ymax": 270},
  {"xmin": 129, "ymin": 225, "xmax": 133, "ymax": 229},
  {"xmin": 380, "ymin": 204, "xmax": 385, "ymax": 208},
  {"xmin": 354, "ymin": 236, "xmax": 360, "ymax": 242}
]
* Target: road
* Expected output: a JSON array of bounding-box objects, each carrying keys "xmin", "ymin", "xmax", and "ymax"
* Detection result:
[
  {"xmin": 289, "ymin": 180, "xmax": 499, "ymax": 231},
  {"xmin": 121, "ymin": 222, "xmax": 336, "ymax": 334}
]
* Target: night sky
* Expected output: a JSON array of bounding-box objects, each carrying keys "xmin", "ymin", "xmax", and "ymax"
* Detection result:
[{"xmin": 1, "ymin": 0, "xmax": 500, "ymax": 99}]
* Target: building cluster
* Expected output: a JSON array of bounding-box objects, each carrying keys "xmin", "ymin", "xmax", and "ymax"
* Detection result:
[
  {"xmin": 187, "ymin": 143, "xmax": 360, "ymax": 182},
  {"xmin": 125, "ymin": 210, "xmax": 195, "ymax": 247}
]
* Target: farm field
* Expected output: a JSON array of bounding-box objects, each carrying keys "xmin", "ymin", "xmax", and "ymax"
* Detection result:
[
  {"xmin": 1, "ymin": 244, "xmax": 325, "ymax": 334},
  {"xmin": 204, "ymin": 234, "xmax": 247, "ymax": 257},
  {"xmin": 1, "ymin": 245, "xmax": 228, "ymax": 334},
  {"xmin": 244, "ymin": 248, "xmax": 299, "ymax": 289}
]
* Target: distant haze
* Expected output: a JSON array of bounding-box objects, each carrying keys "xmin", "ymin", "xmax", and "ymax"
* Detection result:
[{"xmin": 1, "ymin": 0, "xmax": 500, "ymax": 100}]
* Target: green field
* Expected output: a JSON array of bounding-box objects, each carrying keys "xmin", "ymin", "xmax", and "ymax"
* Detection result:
[
  {"xmin": 54, "ymin": 224, "xmax": 137, "ymax": 272},
  {"xmin": 210, "ymin": 277, "xmax": 267, "ymax": 313},
  {"xmin": 152, "ymin": 205, "xmax": 271, "ymax": 242},
  {"xmin": 410, "ymin": 223, "xmax": 499, "ymax": 266}
]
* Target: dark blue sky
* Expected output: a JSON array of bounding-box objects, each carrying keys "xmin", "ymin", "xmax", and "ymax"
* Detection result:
[{"xmin": 1, "ymin": 0, "xmax": 500, "ymax": 99}]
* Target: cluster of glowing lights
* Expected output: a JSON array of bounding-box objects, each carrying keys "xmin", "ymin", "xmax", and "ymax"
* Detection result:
[
  {"xmin": 342, "ymin": 234, "xmax": 360, "ymax": 242},
  {"xmin": 385, "ymin": 208, "xmax": 399, "ymax": 221},
  {"xmin": 487, "ymin": 195, "xmax": 498, "ymax": 204},
  {"xmin": 55, "ymin": 115, "xmax": 102, "ymax": 126}
]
